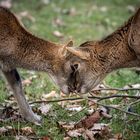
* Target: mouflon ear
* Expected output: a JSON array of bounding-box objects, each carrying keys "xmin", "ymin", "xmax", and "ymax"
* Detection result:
[
  {"xmin": 128, "ymin": 8, "xmax": 140, "ymax": 50},
  {"xmin": 58, "ymin": 40, "xmax": 73, "ymax": 57},
  {"xmin": 66, "ymin": 47, "xmax": 90, "ymax": 60}
]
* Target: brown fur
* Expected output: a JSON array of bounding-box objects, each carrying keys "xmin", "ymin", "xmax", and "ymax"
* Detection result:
[
  {"xmin": 67, "ymin": 8, "xmax": 140, "ymax": 94},
  {"xmin": 0, "ymin": 7, "xmax": 65, "ymax": 71},
  {"xmin": 0, "ymin": 7, "xmax": 73, "ymax": 124}
]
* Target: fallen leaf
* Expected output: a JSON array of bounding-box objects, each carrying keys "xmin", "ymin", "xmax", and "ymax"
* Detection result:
[
  {"xmin": 53, "ymin": 30, "xmax": 63, "ymax": 38},
  {"xmin": 60, "ymin": 92, "xmax": 67, "ymax": 97},
  {"xmin": 75, "ymin": 111, "xmax": 101, "ymax": 129},
  {"xmin": 0, "ymin": 0, "xmax": 12, "ymax": 9},
  {"xmin": 62, "ymin": 7, "xmax": 77, "ymax": 16},
  {"xmin": 85, "ymin": 129, "xmax": 95, "ymax": 140},
  {"xmin": 21, "ymin": 126, "xmax": 35, "ymax": 135},
  {"xmin": 53, "ymin": 18, "xmax": 65, "ymax": 27},
  {"xmin": 64, "ymin": 137, "xmax": 71, "ymax": 140},
  {"xmin": 130, "ymin": 83, "xmax": 140, "ymax": 88},
  {"xmin": 41, "ymin": 0, "xmax": 50, "ymax": 5},
  {"xmin": 100, "ymin": 6, "xmax": 108, "ymax": 12},
  {"xmin": 42, "ymin": 136, "xmax": 51, "ymax": 140},
  {"xmin": 91, "ymin": 123, "xmax": 106, "ymax": 131},
  {"xmin": 66, "ymin": 105, "xmax": 82, "ymax": 112},
  {"xmin": 0, "ymin": 106, "xmax": 15, "ymax": 119},
  {"xmin": 39, "ymin": 104, "xmax": 52, "ymax": 115},
  {"xmin": 17, "ymin": 11, "xmax": 35, "ymax": 22},
  {"xmin": 114, "ymin": 133, "xmax": 123, "ymax": 139},
  {"xmin": 67, "ymin": 128, "xmax": 84, "ymax": 137},
  {"xmin": 59, "ymin": 121, "xmax": 75, "ymax": 130},
  {"xmin": 42, "ymin": 90, "xmax": 57, "ymax": 99},
  {"xmin": 0, "ymin": 127, "xmax": 8, "ymax": 135},
  {"xmin": 22, "ymin": 79, "xmax": 32, "ymax": 86},
  {"xmin": 127, "ymin": 5, "xmax": 135, "ymax": 13},
  {"xmin": 15, "ymin": 136, "xmax": 29, "ymax": 140}
]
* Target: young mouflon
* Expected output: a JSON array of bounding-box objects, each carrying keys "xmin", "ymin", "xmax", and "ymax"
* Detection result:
[
  {"xmin": 0, "ymin": 7, "xmax": 74, "ymax": 124},
  {"xmin": 66, "ymin": 8, "xmax": 140, "ymax": 94}
]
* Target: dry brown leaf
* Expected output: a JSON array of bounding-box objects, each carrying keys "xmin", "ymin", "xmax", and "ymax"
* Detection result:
[
  {"xmin": 69, "ymin": 7, "xmax": 76, "ymax": 16},
  {"xmin": 39, "ymin": 104, "xmax": 52, "ymax": 115},
  {"xmin": 85, "ymin": 129, "xmax": 95, "ymax": 140},
  {"xmin": 100, "ymin": 6, "xmax": 108, "ymax": 12},
  {"xmin": 90, "ymin": 123, "xmax": 111, "ymax": 138},
  {"xmin": 53, "ymin": 18, "xmax": 65, "ymax": 27},
  {"xmin": 42, "ymin": 136, "xmax": 51, "ymax": 140},
  {"xmin": 91, "ymin": 123, "xmax": 108, "ymax": 131},
  {"xmin": 67, "ymin": 128, "xmax": 84, "ymax": 138},
  {"xmin": 127, "ymin": 5, "xmax": 135, "ymax": 13},
  {"xmin": 60, "ymin": 92, "xmax": 67, "ymax": 97},
  {"xmin": 17, "ymin": 11, "xmax": 35, "ymax": 22},
  {"xmin": 42, "ymin": 90, "xmax": 57, "ymax": 99},
  {"xmin": 64, "ymin": 137, "xmax": 71, "ymax": 140},
  {"xmin": 41, "ymin": 0, "xmax": 50, "ymax": 5},
  {"xmin": 53, "ymin": 30, "xmax": 63, "ymax": 38},
  {"xmin": 62, "ymin": 7, "xmax": 77, "ymax": 16},
  {"xmin": 0, "ymin": 125, "xmax": 36, "ymax": 137},
  {"xmin": 22, "ymin": 79, "xmax": 32, "ymax": 86},
  {"xmin": 21, "ymin": 126, "xmax": 35, "ymax": 135},
  {"xmin": 59, "ymin": 121, "xmax": 75, "ymax": 130},
  {"xmin": 75, "ymin": 111, "xmax": 101, "ymax": 129},
  {"xmin": 15, "ymin": 136, "xmax": 29, "ymax": 140},
  {"xmin": 114, "ymin": 133, "xmax": 123, "ymax": 139},
  {"xmin": 0, "ymin": 126, "xmax": 8, "ymax": 135},
  {"xmin": 60, "ymin": 121, "xmax": 111, "ymax": 139}
]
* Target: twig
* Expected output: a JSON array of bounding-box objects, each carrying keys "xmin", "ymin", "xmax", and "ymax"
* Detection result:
[
  {"xmin": 77, "ymin": 94, "xmax": 140, "ymax": 118},
  {"xmin": 129, "ymin": 99, "xmax": 140, "ymax": 106},
  {"xmin": 29, "ymin": 97, "xmax": 85, "ymax": 104},
  {"xmin": 97, "ymin": 95, "xmax": 140, "ymax": 102},
  {"xmin": 97, "ymin": 102, "xmax": 140, "ymax": 117},
  {"xmin": 28, "ymin": 92, "xmax": 140, "ymax": 117},
  {"xmin": 92, "ymin": 87, "xmax": 140, "ymax": 92},
  {"xmin": 29, "ymin": 95, "xmax": 140, "ymax": 105}
]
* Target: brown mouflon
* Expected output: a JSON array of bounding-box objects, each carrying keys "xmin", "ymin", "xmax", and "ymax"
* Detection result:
[
  {"xmin": 0, "ymin": 7, "xmax": 74, "ymax": 124},
  {"xmin": 66, "ymin": 8, "xmax": 140, "ymax": 94}
]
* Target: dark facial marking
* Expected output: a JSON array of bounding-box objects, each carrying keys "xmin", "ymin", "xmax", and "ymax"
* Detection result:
[{"xmin": 68, "ymin": 64, "xmax": 81, "ymax": 92}]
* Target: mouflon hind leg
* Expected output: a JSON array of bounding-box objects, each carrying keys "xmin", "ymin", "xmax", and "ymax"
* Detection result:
[{"xmin": 2, "ymin": 69, "xmax": 41, "ymax": 125}]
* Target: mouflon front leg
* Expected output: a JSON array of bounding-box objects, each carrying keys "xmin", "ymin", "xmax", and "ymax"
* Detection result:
[{"xmin": 2, "ymin": 69, "xmax": 41, "ymax": 125}]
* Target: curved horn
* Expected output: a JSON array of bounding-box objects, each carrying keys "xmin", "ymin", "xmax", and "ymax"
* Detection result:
[
  {"xmin": 59, "ymin": 40, "xmax": 73, "ymax": 57},
  {"xmin": 66, "ymin": 47, "xmax": 90, "ymax": 60},
  {"xmin": 65, "ymin": 40, "xmax": 73, "ymax": 47}
]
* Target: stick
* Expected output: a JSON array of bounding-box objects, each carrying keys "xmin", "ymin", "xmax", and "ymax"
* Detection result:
[
  {"xmin": 77, "ymin": 94, "xmax": 140, "ymax": 118},
  {"xmin": 92, "ymin": 87, "xmax": 140, "ymax": 92},
  {"xmin": 97, "ymin": 95, "xmax": 140, "ymax": 101},
  {"xmin": 129, "ymin": 99, "xmax": 140, "ymax": 106},
  {"xmin": 29, "ymin": 95, "xmax": 140, "ymax": 105}
]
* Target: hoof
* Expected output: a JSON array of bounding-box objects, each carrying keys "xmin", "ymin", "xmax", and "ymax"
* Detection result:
[
  {"xmin": 32, "ymin": 114, "xmax": 42, "ymax": 125},
  {"xmin": 22, "ymin": 112, "xmax": 42, "ymax": 125}
]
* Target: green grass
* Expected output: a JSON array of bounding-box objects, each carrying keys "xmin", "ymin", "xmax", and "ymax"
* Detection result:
[
  {"xmin": 106, "ymin": 69, "xmax": 140, "ymax": 87},
  {"xmin": 0, "ymin": 0, "xmax": 140, "ymax": 139}
]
